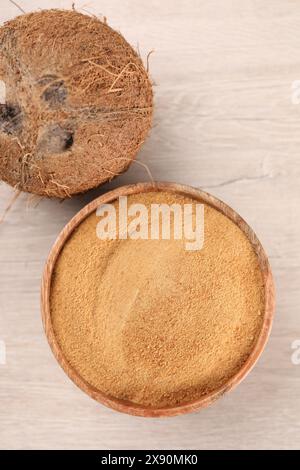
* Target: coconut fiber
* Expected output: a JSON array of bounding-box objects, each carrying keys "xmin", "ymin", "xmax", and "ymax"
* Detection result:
[{"xmin": 0, "ymin": 10, "xmax": 153, "ymax": 197}]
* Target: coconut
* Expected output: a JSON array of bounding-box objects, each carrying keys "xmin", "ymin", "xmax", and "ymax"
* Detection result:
[{"xmin": 0, "ymin": 9, "xmax": 153, "ymax": 197}]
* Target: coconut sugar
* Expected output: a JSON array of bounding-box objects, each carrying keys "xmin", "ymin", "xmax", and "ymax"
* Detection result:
[{"xmin": 50, "ymin": 191, "xmax": 265, "ymax": 408}]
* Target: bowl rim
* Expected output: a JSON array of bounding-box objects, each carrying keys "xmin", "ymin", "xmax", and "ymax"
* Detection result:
[{"xmin": 41, "ymin": 181, "xmax": 275, "ymax": 418}]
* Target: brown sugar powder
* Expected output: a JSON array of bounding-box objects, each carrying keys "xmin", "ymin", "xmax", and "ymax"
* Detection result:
[{"xmin": 50, "ymin": 191, "xmax": 265, "ymax": 408}]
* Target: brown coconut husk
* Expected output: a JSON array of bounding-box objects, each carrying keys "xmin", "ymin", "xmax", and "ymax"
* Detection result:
[{"xmin": 0, "ymin": 9, "xmax": 153, "ymax": 198}]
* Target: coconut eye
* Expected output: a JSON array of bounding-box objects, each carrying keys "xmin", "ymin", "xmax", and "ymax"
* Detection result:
[
  {"xmin": 37, "ymin": 123, "xmax": 74, "ymax": 154},
  {"xmin": 0, "ymin": 103, "xmax": 22, "ymax": 134},
  {"xmin": 39, "ymin": 76, "xmax": 67, "ymax": 106},
  {"xmin": 42, "ymin": 80, "xmax": 67, "ymax": 106}
]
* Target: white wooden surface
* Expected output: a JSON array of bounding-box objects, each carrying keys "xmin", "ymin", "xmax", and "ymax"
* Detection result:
[{"xmin": 0, "ymin": 0, "xmax": 300, "ymax": 450}]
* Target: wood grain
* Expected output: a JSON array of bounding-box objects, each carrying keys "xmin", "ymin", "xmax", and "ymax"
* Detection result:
[{"xmin": 0, "ymin": 0, "xmax": 299, "ymax": 449}]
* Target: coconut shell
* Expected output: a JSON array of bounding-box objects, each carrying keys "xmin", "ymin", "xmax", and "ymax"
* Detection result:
[{"xmin": 0, "ymin": 9, "xmax": 153, "ymax": 197}]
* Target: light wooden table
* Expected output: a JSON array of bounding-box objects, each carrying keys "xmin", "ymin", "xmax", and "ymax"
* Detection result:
[{"xmin": 0, "ymin": 0, "xmax": 299, "ymax": 450}]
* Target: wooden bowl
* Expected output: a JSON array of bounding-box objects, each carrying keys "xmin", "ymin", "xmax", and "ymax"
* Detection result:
[{"xmin": 41, "ymin": 182, "xmax": 275, "ymax": 417}]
